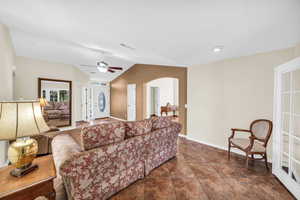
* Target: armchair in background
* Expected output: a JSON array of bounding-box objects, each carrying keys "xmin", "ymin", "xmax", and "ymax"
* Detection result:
[{"xmin": 228, "ymin": 119, "xmax": 273, "ymax": 170}]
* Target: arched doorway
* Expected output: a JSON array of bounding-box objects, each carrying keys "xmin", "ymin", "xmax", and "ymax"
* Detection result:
[{"xmin": 146, "ymin": 77, "xmax": 179, "ymax": 119}]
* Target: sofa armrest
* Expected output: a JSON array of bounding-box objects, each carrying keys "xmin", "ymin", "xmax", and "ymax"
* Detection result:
[
  {"xmin": 60, "ymin": 146, "xmax": 110, "ymax": 175},
  {"xmin": 51, "ymin": 134, "xmax": 82, "ymax": 175},
  {"xmin": 170, "ymin": 121, "xmax": 182, "ymax": 134},
  {"xmin": 59, "ymin": 136, "xmax": 146, "ymax": 200}
]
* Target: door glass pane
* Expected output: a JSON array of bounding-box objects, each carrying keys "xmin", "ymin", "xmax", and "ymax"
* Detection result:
[
  {"xmin": 282, "ymin": 153, "xmax": 289, "ymax": 174},
  {"xmin": 292, "ymin": 138, "xmax": 300, "ymax": 161},
  {"xmin": 293, "ymin": 116, "xmax": 300, "ymax": 138},
  {"xmin": 294, "ymin": 93, "xmax": 300, "ymax": 115},
  {"xmin": 282, "ymin": 114, "xmax": 290, "ymax": 132},
  {"xmin": 282, "ymin": 134, "xmax": 289, "ymax": 154},
  {"xmin": 282, "ymin": 94, "xmax": 290, "ymax": 113},
  {"xmin": 293, "ymin": 69, "xmax": 300, "ymax": 91},
  {"xmin": 291, "ymin": 160, "xmax": 300, "ymax": 185},
  {"xmin": 282, "ymin": 72, "xmax": 291, "ymax": 92}
]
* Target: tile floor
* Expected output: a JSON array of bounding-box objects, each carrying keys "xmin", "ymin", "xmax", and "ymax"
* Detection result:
[{"xmin": 111, "ymin": 137, "xmax": 295, "ymax": 200}]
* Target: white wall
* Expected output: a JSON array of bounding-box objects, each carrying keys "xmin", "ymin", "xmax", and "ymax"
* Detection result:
[
  {"xmin": 14, "ymin": 56, "xmax": 90, "ymax": 125},
  {"xmin": 0, "ymin": 23, "xmax": 15, "ymax": 167},
  {"xmin": 188, "ymin": 46, "xmax": 300, "ymax": 160},
  {"xmin": 146, "ymin": 77, "xmax": 179, "ymax": 117}
]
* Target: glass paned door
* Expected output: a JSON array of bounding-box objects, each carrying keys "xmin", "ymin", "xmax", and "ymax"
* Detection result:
[
  {"xmin": 274, "ymin": 57, "xmax": 300, "ymax": 199},
  {"xmin": 291, "ymin": 69, "xmax": 300, "ymax": 186}
]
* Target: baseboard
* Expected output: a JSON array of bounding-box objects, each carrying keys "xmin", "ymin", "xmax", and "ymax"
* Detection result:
[
  {"xmin": 59, "ymin": 126, "xmax": 77, "ymax": 131},
  {"xmin": 179, "ymin": 134, "xmax": 187, "ymax": 138},
  {"xmin": 0, "ymin": 160, "xmax": 9, "ymax": 168},
  {"xmin": 179, "ymin": 135, "xmax": 272, "ymax": 163},
  {"xmin": 179, "ymin": 135, "xmax": 243, "ymax": 155}
]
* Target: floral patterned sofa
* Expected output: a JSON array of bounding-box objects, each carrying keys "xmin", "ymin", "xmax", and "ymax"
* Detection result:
[
  {"xmin": 44, "ymin": 101, "xmax": 70, "ymax": 119},
  {"xmin": 51, "ymin": 117, "xmax": 181, "ymax": 200}
]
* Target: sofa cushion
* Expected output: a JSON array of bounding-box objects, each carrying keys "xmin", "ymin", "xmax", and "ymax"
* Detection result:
[
  {"xmin": 125, "ymin": 119, "xmax": 153, "ymax": 138},
  {"xmin": 81, "ymin": 122, "xmax": 125, "ymax": 151},
  {"xmin": 151, "ymin": 116, "xmax": 173, "ymax": 130},
  {"xmin": 44, "ymin": 101, "xmax": 54, "ymax": 110},
  {"xmin": 58, "ymin": 102, "xmax": 69, "ymax": 111}
]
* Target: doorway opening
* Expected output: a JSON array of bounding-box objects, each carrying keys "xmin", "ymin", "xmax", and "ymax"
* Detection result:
[{"xmin": 146, "ymin": 77, "xmax": 179, "ymax": 119}]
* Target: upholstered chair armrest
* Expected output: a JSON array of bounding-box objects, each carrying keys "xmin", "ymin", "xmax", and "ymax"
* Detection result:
[
  {"xmin": 231, "ymin": 128, "xmax": 251, "ymax": 132},
  {"xmin": 229, "ymin": 128, "xmax": 252, "ymax": 140}
]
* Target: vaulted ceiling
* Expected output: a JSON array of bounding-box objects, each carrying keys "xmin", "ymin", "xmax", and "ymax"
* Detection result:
[{"xmin": 0, "ymin": 0, "xmax": 299, "ymax": 81}]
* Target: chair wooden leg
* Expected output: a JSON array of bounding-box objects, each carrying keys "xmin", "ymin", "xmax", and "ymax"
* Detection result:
[
  {"xmin": 245, "ymin": 153, "xmax": 249, "ymax": 168},
  {"xmin": 228, "ymin": 141, "xmax": 231, "ymax": 160},
  {"xmin": 264, "ymin": 153, "xmax": 269, "ymax": 171},
  {"xmin": 251, "ymin": 154, "xmax": 254, "ymax": 164}
]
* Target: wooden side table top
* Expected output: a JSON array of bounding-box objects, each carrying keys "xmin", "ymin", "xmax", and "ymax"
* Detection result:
[{"xmin": 0, "ymin": 155, "xmax": 56, "ymax": 199}]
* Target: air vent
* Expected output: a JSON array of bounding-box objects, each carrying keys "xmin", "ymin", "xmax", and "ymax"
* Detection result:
[{"xmin": 120, "ymin": 43, "xmax": 135, "ymax": 50}]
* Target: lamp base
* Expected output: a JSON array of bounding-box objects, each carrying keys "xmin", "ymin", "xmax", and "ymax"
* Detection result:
[
  {"xmin": 8, "ymin": 137, "xmax": 39, "ymax": 177},
  {"xmin": 10, "ymin": 164, "xmax": 38, "ymax": 177}
]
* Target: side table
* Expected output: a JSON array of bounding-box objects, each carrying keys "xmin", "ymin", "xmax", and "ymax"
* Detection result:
[{"xmin": 0, "ymin": 155, "xmax": 56, "ymax": 200}]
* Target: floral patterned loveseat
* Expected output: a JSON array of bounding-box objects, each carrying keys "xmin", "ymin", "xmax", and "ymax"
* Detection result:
[
  {"xmin": 51, "ymin": 117, "xmax": 181, "ymax": 200},
  {"xmin": 44, "ymin": 101, "xmax": 70, "ymax": 120}
]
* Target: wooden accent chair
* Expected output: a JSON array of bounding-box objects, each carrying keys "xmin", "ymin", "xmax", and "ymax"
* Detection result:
[{"xmin": 228, "ymin": 119, "xmax": 273, "ymax": 169}]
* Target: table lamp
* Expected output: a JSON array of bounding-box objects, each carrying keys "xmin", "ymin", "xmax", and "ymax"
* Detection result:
[
  {"xmin": 0, "ymin": 100, "xmax": 50, "ymax": 177},
  {"xmin": 39, "ymin": 98, "xmax": 48, "ymax": 111}
]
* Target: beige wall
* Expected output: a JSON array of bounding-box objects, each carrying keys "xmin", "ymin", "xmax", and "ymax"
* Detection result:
[
  {"xmin": 0, "ymin": 24, "xmax": 15, "ymax": 100},
  {"xmin": 295, "ymin": 43, "xmax": 300, "ymax": 57},
  {"xmin": 187, "ymin": 45, "xmax": 300, "ymax": 160},
  {"xmin": 110, "ymin": 64, "xmax": 187, "ymax": 134},
  {"xmin": 14, "ymin": 56, "xmax": 90, "ymax": 125},
  {"xmin": 0, "ymin": 23, "xmax": 15, "ymax": 166}
]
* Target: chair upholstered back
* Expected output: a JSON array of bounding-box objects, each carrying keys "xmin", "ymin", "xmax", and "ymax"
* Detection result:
[{"xmin": 250, "ymin": 119, "xmax": 273, "ymax": 146}]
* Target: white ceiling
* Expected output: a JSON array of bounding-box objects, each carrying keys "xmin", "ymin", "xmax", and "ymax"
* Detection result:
[{"xmin": 0, "ymin": 0, "xmax": 300, "ymax": 81}]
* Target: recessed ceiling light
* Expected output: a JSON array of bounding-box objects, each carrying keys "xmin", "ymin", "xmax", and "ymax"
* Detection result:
[{"xmin": 213, "ymin": 46, "xmax": 224, "ymax": 53}]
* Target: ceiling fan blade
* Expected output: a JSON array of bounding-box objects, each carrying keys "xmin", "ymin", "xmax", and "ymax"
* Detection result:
[
  {"xmin": 108, "ymin": 69, "xmax": 116, "ymax": 73},
  {"xmin": 80, "ymin": 64, "xmax": 97, "ymax": 68},
  {"xmin": 109, "ymin": 67, "xmax": 123, "ymax": 70}
]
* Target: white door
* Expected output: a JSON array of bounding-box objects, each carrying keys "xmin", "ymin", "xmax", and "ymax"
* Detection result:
[
  {"xmin": 127, "ymin": 84, "xmax": 136, "ymax": 121},
  {"xmin": 273, "ymin": 57, "xmax": 300, "ymax": 199},
  {"xmin": 150, "ymin": 87, "xmax": 160, "ymax": 116},
  {"xmin": 93, "ymin": 85, "xmax": 110, "ymax": 119}
]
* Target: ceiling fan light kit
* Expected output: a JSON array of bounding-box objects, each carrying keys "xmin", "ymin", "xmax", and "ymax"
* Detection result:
[
  {"xmin": 80, "ymin": 61, "xmax": 123, "ymax": 74},
  {"xmin": 97, "ymin": 66, "xmax": 108, "ymax": 73}
]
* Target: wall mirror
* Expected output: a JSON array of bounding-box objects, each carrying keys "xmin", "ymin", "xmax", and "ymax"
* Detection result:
[{"xmin": 38, "ymin": 78, "xmax": 72, "ymax": 127}]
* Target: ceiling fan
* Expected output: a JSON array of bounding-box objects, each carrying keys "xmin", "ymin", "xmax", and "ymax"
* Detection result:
[{"xmin": 80, "ymin": 61, "xmax": 123, "ymax": 73}]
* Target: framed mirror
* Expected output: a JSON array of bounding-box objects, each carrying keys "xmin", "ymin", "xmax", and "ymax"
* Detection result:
[{"xmin": 38, "ymin": 78, "xmax": 72, "ymax": 127}]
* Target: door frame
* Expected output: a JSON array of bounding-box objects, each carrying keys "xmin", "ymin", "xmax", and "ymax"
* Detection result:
[{"xmin": 273, "ymin": 57, "xmax": 300, "ymax": 198}]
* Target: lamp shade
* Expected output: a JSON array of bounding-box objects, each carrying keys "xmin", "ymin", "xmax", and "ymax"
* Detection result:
[
  {"xmin": 39, "ymin": 98, "xmax": 48, "ymax": 107},
  {"xmin": 0, "ymin": 101, "xmax": 50, "ymax": 140}
]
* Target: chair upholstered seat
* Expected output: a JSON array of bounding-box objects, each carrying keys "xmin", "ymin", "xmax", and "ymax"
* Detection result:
[{"xmin": 231, "ymin": 138, "xmax": 265, "ymax": 152}]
